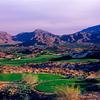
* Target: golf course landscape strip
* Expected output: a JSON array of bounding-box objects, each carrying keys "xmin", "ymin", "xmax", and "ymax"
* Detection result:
[{"xmin": 0, "ymin": 54, "xmax": 99, "ymax": 66}]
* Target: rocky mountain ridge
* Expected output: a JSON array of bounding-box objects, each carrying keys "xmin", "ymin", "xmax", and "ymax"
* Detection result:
[
  {"xmin": 0, "ymin": 25, "xmax": 100, "ymax": 46},
  {"xmin": 0, "ymin": 32, "xmax": 14, "ymax": 44}
]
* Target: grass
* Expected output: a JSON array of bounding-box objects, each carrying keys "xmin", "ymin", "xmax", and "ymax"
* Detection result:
[
  {"xmin": 35, "ymin": 79, "xmax": 79, "ymax": 93},
  {"xmin": 0, "ymin": 73, "xmax": 78, "ymax": 93},
  {"xmin": 35, "ymin": 78, "xmax": 100, "ymax": 93},
  {"xmin": 0, "ymin": 54, "xmax": 58, "ymax": 66},
  {"xmin": 0, "ymin": 53, "xmax": 99, "ymax": 66},
  {"xmin": 0, "ymin": 73, "xmax": 65, "ymax": 82},
  {"xmin": 55, "ymin": 86, "xmax": 80, "ymax": 100},
  {"xmin": 22, "ymin": 74, "xmax": 38, "ymax": 85},
  {"xmin": 0, "ymin": 73, "xmax": 99, "ymax": 93},
  {"xmin": 0, "ymin": 58, "xmax": 99, "ymax": 66},
  {"xmin": 0, "ymin": 73, "xmax": 22, "ymax": 82},
  {"xmin": 36, "ymin": 73, "xmax": 66, "ymax": 82},
  {"xmin": 61, "ymin": 59, "xmax": 99, "ymax": 63}
]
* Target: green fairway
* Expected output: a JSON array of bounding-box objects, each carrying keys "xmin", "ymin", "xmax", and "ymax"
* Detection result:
[
  {"xmin": 0, "ymin": 73, "xmax": 99, "ymax": 93},
  {"xmin": 0, "ymin": 57, "xmax": 99, "ymax": 66},
  {"xmin": 0, "ymin": 73, "xmax": 78, "ymax": 93},
  {"xmin": 0, "ymin": 73, "xmax": 65, "ymax": 82},
  {"xmin": 61, "ymin": 59, "xmax": 99, "ymax": 63},
  {"xmin": 0, "ymin": 54, "xmax": 59, "ymax": 66},
  {"xmin": 34, "ymin": 73, "xmax": 66, "ymax": 82},
  {"xmin": 0, "ymin": 73, "xmax": 22, "ymax": 81}
]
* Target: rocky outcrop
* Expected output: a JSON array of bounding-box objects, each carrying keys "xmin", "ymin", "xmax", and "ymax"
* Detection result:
[{"xmin": 0, "ymin": 32, "xmax": 14, "ymax": 44}]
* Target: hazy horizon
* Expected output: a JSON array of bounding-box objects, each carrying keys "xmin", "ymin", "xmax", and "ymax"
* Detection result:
[{"xmin": 0, "ymin": 0, "xmax": 100, "ymax": 35}]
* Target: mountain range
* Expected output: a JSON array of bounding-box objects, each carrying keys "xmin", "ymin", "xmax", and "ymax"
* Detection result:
[
  {"xmin": 0, "ymin": 25, "xmax": 100, "ymax": 46},
  {"xmin": 61, "ymin": 25, "xmax": 100, "ymax": 43},
  {"xmin": 13, "ymin": 29, "xmax": 64, "ymax": 46}
]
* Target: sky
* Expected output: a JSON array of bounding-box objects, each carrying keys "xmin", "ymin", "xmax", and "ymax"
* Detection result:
[{"xmin": 0, "ymin": 0, "xmax": 100, "ymax": 35}]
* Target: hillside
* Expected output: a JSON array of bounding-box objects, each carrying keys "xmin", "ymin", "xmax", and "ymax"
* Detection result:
[
  {"xmin": 61, "ymin": 25, "xmax": 100, "ymax": 44},
  {"xmin": 1, "ymin": 25, "xmax": 100, "ymax": 46},
  {"xmin": 0, "ymin": 32, "xmax": 14, "ymax": 44},
  {"xmin": 13, "ymin": 29, "xmax": 64, "ymax": 46}
]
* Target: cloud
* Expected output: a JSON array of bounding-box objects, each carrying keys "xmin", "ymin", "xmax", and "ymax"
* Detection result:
[{"xmin": 0, "ymin": 0, "xmax": 100, "ymax": 34}]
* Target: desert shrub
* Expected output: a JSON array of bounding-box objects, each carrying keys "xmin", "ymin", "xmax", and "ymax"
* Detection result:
[
  {"xmin": 55, "ymin": 85, "xmax": 80, "ymax": 100},
  {"xmin": 22, "ymin": 74, "xmax": 38, "ymax": 86}
]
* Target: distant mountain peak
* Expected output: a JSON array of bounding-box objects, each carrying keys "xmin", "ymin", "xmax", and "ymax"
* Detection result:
[
  {"xmin": 61, "ymin": 25, "xmax": 100, "ymax": 44},
  {"xmin": 2, "ymin": 25, "xmax": 100, "ymax": 46},
  {"xmin": 34, "ymin": 29, "xmax": 52, "ymax": 35},
  {"xmin": 34, "ymin": 28, "xmax": 46, "ymax": 32},
  {"xmin": 13, "ymin": 29, "xmax": 63, "ymax": 46}
]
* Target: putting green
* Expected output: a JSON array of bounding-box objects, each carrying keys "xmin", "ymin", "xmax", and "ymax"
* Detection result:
[{"xmin": 35, "ymin": 79, "xmax": 79, "ymax": 93}]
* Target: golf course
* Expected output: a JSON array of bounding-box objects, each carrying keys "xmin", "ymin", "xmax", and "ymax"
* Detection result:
[
  {"xmin": 0, "ymin": 73, "xmax": 99, "ymax": 93},
  {"xmin": 0, "ymin": 54, "xmax": 99, "ymax": 66}
]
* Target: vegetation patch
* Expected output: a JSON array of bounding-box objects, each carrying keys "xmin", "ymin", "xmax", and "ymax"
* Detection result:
[
  {"xmin": 0, "ymin": 73, "xmax": 22, "ymax": 82},
  {"xmin": 0, "ymin": 73, "xmax": 65, "ymax": 82},
  {"xmin": 61, "ymin": 59, "xmax": 99, "ymax": 63},
  {"xmin": 0, "ymin": 54, "xmax": 59, "ymax": 66},
  {"xmin": 55, "ymin": 85, "xmax": 80, "ymax": 100},
  {"xmin": 35, "ymin": 79, "xmax": 79, "ymax": 93},
  {"xmin": 0, "ymin": 73, "xmax": 99, "ymax": 93}
]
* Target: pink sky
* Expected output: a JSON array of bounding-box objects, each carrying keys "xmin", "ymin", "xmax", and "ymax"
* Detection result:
[{"xmin": 0, "ymin": 0, "xmax": 100, "ymax": 35}]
